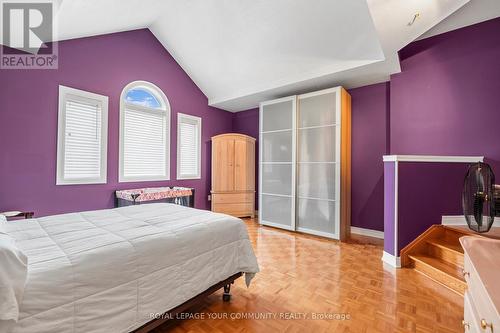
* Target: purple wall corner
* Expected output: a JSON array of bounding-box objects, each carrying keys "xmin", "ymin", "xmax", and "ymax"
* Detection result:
[{"xmin": 383, "ymin": 161, "xmax": 396, "ymax": 255}]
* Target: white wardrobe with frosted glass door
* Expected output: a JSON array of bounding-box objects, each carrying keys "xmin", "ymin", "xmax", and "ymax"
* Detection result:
[{"xmin": 259, "ymin": 87, "xmax": 351, "ymax": 240}]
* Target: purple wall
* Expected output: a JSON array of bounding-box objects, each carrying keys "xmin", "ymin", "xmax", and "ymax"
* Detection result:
[
  {"xmin": 232, "ymin": 108, "xmax": 259, "ymax": 208},
  {"xmin": 391, "ymin": 17, "xmax": 500, "ymax": 173},
  {"xmin": 350, "ymin": 83, "xmax": 390, "ymax": 231},
  {"xmin": 397, "ymin": 162, "xmax": 469, "ymax": 252},
  {"xmin": 385, "ymin": 17, "xmax": 500, "ymax": 250},
  {"xmin": 0, "ymin": 29, "xmax": 234, "ymax": 216},
  {"xmin": 383, "ymin": 161, "xmax": 470, "ymax": 256}
]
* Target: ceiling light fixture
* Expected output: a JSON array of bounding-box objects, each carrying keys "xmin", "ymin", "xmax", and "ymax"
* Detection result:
[{"xmin": 408, "ymin": 13, "xmax": 420, "ymax": 26}]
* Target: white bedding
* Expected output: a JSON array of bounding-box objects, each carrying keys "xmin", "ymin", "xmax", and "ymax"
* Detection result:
[
  {"xmin": 0, "ymin": 204, "xmax": 259, "ymax": 333},
  {"xmin": 0, "ymin": 230, "xmax": 28, "ymax": 327}
]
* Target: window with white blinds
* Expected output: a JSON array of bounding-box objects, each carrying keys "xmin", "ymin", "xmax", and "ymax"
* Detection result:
[
  {"xmin": 119, "ymin": 81, "xmax": 171, "ymax": 182},
  {"xmin": 177, "ymin": 113, "xmax": 201, "ymax": 180},
  {"xmin": 56, "ymin": 86, "xmax": 108, "ymax": 185}
]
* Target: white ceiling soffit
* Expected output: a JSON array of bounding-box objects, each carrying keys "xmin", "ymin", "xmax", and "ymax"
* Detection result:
[
  {"xmin": 419, "ymin": 0, "xmax": 500, "ymax": 40},
  {"xmin": 48, "ymin": 0, "xmax": 475, "ymax": 111},
  {"xmin": 210, "ymin": 0, "xmax": 472, "ymax": 111},
  {"xmin": 205, "ymin": 0, "xmax": 470, "ymax": 111}
]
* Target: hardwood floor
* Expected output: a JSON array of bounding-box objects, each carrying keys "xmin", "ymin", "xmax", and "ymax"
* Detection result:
[{"xmin": 153, "ymin": 218, "xmax": 463, "ymax": 333}]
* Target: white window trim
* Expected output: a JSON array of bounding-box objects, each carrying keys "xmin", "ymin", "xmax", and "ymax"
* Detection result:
[
  {"xmin": 177, "ymin": 113, "xmax": 202, "ymax": 180},
  {"xmin": 119, "ymin": 80, "xmax": 171, "ymax": 183},
  {"xmin": 56, "ymin": 85, "xmax": 109, "ymax": 185}
]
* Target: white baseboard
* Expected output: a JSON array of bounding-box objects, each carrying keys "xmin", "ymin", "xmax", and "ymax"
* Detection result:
[
  {"xmin": 382, "ymin": 251, "xmax": 401, "ymax": 268},
  {"xmin": 441, "ymin": 215, "xmax": 467, "ymax": 225},
  {"xmin": 351, "ymin": 226, "xmax": 384, "ymax": 239},
  {"xmin": 441, "ymin": 215, "xmax": 500, "ymax": 227}
]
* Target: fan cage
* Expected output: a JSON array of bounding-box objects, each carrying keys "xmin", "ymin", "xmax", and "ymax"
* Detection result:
[{"xmin": 462, "ymin": 162, "xmax": 497, "ymax": 233}]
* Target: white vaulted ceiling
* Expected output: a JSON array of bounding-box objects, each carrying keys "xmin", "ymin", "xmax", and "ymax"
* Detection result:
[
  {"xmin": 49, "ymin": 0, "xmax": 498, "ymax": 111},
  {"xmin": 149, "ymin": 0, "xmax": 384, "ymax": 109}
]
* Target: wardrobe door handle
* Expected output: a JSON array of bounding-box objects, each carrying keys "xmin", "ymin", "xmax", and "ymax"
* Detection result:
[{"xmin": 480, "ymin": 319, "xmax": 493, "ymax": 331}]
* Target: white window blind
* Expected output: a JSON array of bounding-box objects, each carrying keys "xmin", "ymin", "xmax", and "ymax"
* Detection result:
[
  {"xmin": 119, "ymin": 81, "xmax": 171, "ymax": 182},
  {"xmin": 177, "ymin": 113, "xmax": 201, "ymax": 180},
  {"xmin": 123, "ymin": 107, "xmax": 167, "ymax": 178},
  {"xmin": 57, "ymin": 86, "xmax": 108, "ymax": 185}
]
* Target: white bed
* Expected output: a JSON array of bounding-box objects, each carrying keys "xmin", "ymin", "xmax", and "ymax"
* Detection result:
[{"xmin": 0, "ymin": 203, "xmax": 259, "ymax": 333}]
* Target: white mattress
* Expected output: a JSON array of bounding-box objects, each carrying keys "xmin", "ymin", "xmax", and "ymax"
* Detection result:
[{"xmin": 1, "ymin": 204, "xmax": 259, "ymax": 333}]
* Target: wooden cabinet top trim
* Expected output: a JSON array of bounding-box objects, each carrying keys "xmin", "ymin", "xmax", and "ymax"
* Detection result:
[{"xmin": 211, "ymin": 133, "xmax": 256, "ymax": 141}]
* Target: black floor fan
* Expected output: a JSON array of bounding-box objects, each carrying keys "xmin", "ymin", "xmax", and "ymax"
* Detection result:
[{"xmin": 462, "ymin": 162, "xmax": 500, "ymax": 233}]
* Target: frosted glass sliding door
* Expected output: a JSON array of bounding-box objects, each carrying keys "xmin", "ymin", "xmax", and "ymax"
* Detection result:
[
  {"xmin": 296, "ymin": 89, "xmax": 340, "ymax": 238},
  {"xmin": 258, "ymin": 86, "xmax": 350, "ymax": 240},
  {"xmin": 259, "ymin": 97, "xmax": 296, "ymax": 230}
]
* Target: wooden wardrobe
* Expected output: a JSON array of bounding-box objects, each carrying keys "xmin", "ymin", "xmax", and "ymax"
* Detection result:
[{"xmin": 211, "ymin": 133, "xmax": 256, "ymax": 218}]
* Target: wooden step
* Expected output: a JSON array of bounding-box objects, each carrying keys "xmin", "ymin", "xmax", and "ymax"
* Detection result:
[
  {"xmin": 443, "ymin": 226, "xmax": 470, "ymax": 245},
  {"xmin": 426, "ymin": 238, "xmax": 464, "ymax": 268},
  {"xmin": 408, "ymin": 254, "xmax": 467, "ymax": 295}
]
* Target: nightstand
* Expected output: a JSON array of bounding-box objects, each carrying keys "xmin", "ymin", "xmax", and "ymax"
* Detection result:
[{"xmin": 0, "ymin": 211, "xmax": 34, "ymax": 221}]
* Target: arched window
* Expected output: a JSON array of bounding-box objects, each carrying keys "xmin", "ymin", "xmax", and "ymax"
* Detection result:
[{"xmin": 119, "ymin": 81, "xmax": 170, "ymax": 182}]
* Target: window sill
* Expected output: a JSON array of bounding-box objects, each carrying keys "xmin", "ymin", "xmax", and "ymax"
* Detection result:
[
  {"xmin": 118, "ymin": 176, "xmax": 171, "ymax": 183},
  {"xmin": 177, "ymin": 175, "xmax": 201, "ymax": 180}
]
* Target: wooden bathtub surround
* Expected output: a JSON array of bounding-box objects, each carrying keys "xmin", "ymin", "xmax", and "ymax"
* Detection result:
[
  {"xmin": 401, "ymin": 224, "xmax": 500, "ymax": 296},
  {"xmin": 211, "ymin": 133, "xmax": 256, "ymax": 218}
]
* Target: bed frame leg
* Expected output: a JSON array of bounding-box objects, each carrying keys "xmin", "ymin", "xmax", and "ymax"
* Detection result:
[{"xmin": 222, "ymin": 283, "xmax": 232, "ymax": 302}]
